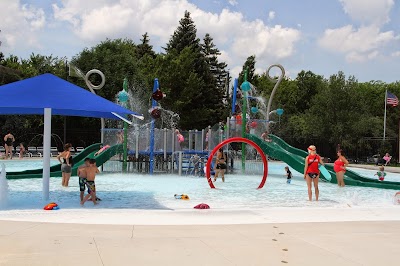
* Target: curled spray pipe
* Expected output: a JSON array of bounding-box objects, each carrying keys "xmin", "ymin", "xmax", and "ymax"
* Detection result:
[
  {"xmin": 265, "ymin": 64, "xmax": 285, "ymax": 134},
  {"xmin": 84, "ymin": 69, "xmax": 106, "ymax": 143}
]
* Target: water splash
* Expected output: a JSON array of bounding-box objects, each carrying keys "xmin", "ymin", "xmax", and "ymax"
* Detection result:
[
  {"xmin": 345, "ymin": 190, "xmax": 360, "ymax": 206},
  {"xmin": 0, "ymin": 163, "xmax": 8, "ymax": 209}
]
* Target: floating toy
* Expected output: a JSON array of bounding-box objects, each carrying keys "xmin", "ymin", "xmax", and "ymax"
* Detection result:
[
  {"xmin": 174, "ymin": 194, "xmax": 189, "ymax": 200},
  {"xmin": 194, "ymin": 203, "xmax": 210, "ymax": 209},
  {"xmin": 43, "ymin": 202, "xmax": 59, "ymax": 210}
]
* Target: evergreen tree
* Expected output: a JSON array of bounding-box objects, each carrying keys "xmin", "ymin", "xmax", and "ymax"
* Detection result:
[
  {"xmin": 166, "ymin": 11, "xmax": 201, "ymax": 54},
  {"xmin": 136, "ymin": 32, "xmax": 156, "ymax": 59},
  {"xmin": 238, "ymin": 55, "xmax": 258, "ymax": 85},
  {"xmin": 158, "ymin": 11, "xmax": 227, "ymax": 129},
  {"xmin": 201, "ymin": 33, "xmax": 228, "ymax": 98}
]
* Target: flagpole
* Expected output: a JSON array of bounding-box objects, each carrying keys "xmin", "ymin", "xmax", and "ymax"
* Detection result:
[{"xmin": 384, "ymin": 89, "xmax": 387, "ymax": 141}]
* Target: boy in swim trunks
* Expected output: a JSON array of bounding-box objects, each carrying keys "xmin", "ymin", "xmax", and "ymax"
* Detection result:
[
  {"xmin": 81, "ymin": 159, "xmax": 100, "ymax": 206},
  {"xmin": 77, "ymin": 158, "xmax": 90, "ymax": 202}
]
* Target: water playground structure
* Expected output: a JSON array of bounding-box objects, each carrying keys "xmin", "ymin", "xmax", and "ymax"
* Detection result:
[{"xmin": 2, "ymin": 65, "xmax": 400, "ymax": 194}]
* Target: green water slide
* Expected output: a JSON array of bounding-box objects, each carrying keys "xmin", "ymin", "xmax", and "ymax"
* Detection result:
[
  {"xmin": 6, "ymin": 144, "xmax": 123, "ymax": 180},
  {"xmin": 246, "ymin": 133, "xmax": 400, "ymax": 190}
]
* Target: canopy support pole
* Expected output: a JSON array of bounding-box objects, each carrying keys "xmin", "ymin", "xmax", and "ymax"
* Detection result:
[{"xmin": 42, "ymin": 108, "xmax": 52, "ymax": 200}]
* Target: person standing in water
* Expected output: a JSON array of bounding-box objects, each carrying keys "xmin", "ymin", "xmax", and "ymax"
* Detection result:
[
  {"xmin": 77, "ymin": 158, "xmax": 90, "ymax": 202},
  {"xmin": 285, "ymin": 166, "xmax": 292, "ymax": 184},
  {"xmin": 333, "ymin": 149, "xmax": 348, "ymax": 187},
  {"xmin": 57, "ymin": 143, "xmax": 73, "ymax": 187},
  {"xmin": 81, "ymin": 159, "xmax": 100, "ymax": 206},
  {"xmin": 304, "ymin": 145, "xmax": 324, "ymax": 201},
  {"xmin": 3, "ymin": 132, "xmax": 15, "ymax": 159},
  {"xmin": 214, "ymin": 148, "xmax": 227, "ymax": 182}
]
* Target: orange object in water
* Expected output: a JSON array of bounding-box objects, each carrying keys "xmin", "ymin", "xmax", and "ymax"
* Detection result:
[{"xmin": 44, "ymin": 205, "xmax": 54, "ymax": 210}]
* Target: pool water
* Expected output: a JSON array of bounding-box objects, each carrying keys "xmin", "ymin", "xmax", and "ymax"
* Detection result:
[
  {"xmin": 2, "ymin": 162, "xmax": 399, "ymax": 210},
  {"xmin": 1, "ymin": 159, "xmax": 59, "ymax": 172}
]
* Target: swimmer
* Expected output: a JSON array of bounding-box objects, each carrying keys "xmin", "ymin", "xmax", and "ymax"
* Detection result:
[{"xmin": 81, "ymin": 159, "xmax": 100, "ymax": 206}]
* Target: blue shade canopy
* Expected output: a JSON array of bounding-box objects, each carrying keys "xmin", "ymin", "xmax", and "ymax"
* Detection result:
[{"xmin": 0, "ymin": 73, "xmax": 143, "ymax": 119}]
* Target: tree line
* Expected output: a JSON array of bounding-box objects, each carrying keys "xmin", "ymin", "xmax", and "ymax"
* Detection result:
[{"xmin": 1, "ymin": 11, "xmax": 400, "ymax": 160}]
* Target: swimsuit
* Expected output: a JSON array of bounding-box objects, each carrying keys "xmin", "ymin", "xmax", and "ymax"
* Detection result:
[
  {"xmin": 376, "ymin": 171, "xmax": 386, "ymax": 181},
  {"xmin": 286, "ymin": 170, "xmax": 292, "ymax": 184},
  {"xmin": 216, "ymin": 153, "xmax": 227, "ymax": 170},
  {"xmin": 306, "ymin": 154, "xmax": 320, "ymax": 178},
  {"xmin": 79, "ymin": 176, "xmax": 87, "ymax": 192},
  {"xmin": 86, "ymin": 180, "xmax": 96, "ymax": 193},
  {"xmin": 334, "ymin": 159, "xmax": 345, "ymax": 173},
  {"xmin": 61, "ymin": 157, "xmax": 73, "ymax": 173},
  {"xmin": 5, "ymin": 137, "xmax": 13, "ymax": 146}
]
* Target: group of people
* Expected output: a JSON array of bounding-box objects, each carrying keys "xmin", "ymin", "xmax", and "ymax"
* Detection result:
[
  {"xmin": 283, "ymin": 145, "xmax": 350, "ymax": 201},
  {"xmin": 57, "ymin": 143, "xmax": 100, "ymax": 205},
  {"xmin": 291, "ymin": 144, "xmax": 393, "ymax": 201}
]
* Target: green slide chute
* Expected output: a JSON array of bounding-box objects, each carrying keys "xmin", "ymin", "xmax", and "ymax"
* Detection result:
[
  {"xmin": 246, "ymin": 133, "xmax": 400, "ymax": 190},
  {"xmin": 6, "ymin": 144, "xmax": 123, "ymax": 180}
]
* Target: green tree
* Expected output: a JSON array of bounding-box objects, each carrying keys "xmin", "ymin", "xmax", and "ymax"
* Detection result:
[
  {"xmin": 71, "ymin": 38, "xmax": 142, "ymax": 101},
  {"xmin": 238, "ymin": 55, "xmax": 258, "ymax": 85},
  {"xmin": 166, "ymin": 11, "xmax": 200, "ymax": 54},
  {"xmin": 158, "ymin": 12, "xmax": 227, "ymax": 129},
  {"xmin": 136, "ymin": 32, "xmax": 156, "ymax": 60},
  {"xmin": 201, "ymin": 33, "xmax": 228, "ymax": 95}
]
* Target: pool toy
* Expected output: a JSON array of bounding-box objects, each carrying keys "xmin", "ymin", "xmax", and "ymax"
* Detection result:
[
  {"xmin": 43, "ymin": 202, "xmax": 59, "ymax": 210},
  {"xmin": 174, "ymin": 194, "xmax": 189, "ymax": 200},
  {"xmin": 194, "ymin": 203, "xmax": 210, "ymax": 209},
  {"xmin": 319, "ymin": 165, "xmax": 331, "ymax": 181}
]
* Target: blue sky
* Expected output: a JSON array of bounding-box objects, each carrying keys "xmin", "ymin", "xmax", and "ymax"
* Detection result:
[{"xmin": 1, "ymin": 0, "xmax": 399, "ymax": 82}]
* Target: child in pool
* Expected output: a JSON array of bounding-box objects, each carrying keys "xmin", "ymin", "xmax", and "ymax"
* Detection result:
[
  {"xmin": 375, "ymin": 166, "xmax": 386, "ymax": 181},
  {"xmin": 285, "ymin": 166, "xmax": 292, "ymax": 184}
]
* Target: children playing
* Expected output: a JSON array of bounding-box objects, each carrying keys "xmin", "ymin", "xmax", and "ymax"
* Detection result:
[
  {"xmin": 285, "ymin": 166, "xmax": 292, "ymax": 184},
  {"xmin": 81, "ymin": 159, "xmax": 100, "ymax": 206},
  {"xmin": 375, "ymin": 166, "xmax": 386, "ymax": 181}
]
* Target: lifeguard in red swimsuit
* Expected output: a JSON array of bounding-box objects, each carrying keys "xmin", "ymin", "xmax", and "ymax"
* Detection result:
[{"xmin": 303, "ymin": 145, "xmax": 324, "ymax": 201}]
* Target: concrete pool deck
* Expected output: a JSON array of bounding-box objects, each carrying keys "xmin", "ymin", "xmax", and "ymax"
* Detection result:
[{"xmin": 0, "ymin": 220, "xmax": 399, "ymax": 266}]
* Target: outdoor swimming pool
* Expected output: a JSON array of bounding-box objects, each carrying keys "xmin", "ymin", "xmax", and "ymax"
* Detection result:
[{"xmin": 2, "ymin": 161, "xmax": 399, "ymax": 211}]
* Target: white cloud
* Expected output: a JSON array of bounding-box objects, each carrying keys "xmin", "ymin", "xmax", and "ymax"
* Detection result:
[
  {"xmin": 318, "ymin": 0, "xmax": 397, "ymax": 63},
  {"xmin": 52, "ymin": 0, "xmax": 301, "ymax": 77},
  {"xmin": 319, "ymin": 25, "xmax": 395, "ymax": 62},
  {"xmin": 228, "ymin": 0, "xmax": 238, "ymax": 6},
  {"xmin": 392, "ymin": 51, "xmax": 400, "ymax": 57},
  {"xmin": 339, "ymin": 0, "xmax": 394, "ymax": 26},
  {"xmin": 0, "ymin": 0, "xmax": 46, "ymax": 51},
  {"xmin": 268, "ymin": 11, "xmax": 275, "ymax": 21}
]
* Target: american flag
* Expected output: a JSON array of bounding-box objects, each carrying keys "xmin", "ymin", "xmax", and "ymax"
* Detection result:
[{"xmin": 387, "ymin": 91, "xmax": 399, "ymax": 107}]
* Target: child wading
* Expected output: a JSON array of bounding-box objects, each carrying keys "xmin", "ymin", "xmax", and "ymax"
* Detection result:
[
  {"xmin": 81, "ymin": 159, "xmax": 100, "ymax": 206},
  {"xmin": 375, "ymin": 166, "xmax": 386, "ymax": 181},
  {"xmin": 285, "ymin": 166, "xmax": 292, "ymax": 184}
]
